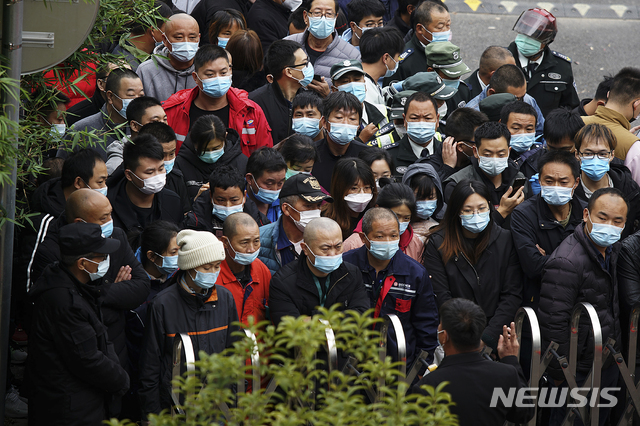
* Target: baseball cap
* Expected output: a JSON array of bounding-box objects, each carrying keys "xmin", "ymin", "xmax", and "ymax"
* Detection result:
[
  {"xmin": 280, "ymin": 174, "xmax": 333, "ymax": 203},
  {"xmin": 479, "ymin": 93, "xmax": 518, "ymax": 122},
  {"xmin": 330, "ymin": 59, "xmax": 366, "ymax": 81},
  {"xmin": 389, "ymin": 90, "xmax": 416, "ymax": 120},
  {"xmin": 59, "ymin": 222, "xmax": 120, "ymax": 256},
  {"xmin": 425, "ymin": 42, "xmax": 471, "ymax": 79},
  {"xmin": 402, "ymin": 72, "xmax": 457, "ymax": 100}
]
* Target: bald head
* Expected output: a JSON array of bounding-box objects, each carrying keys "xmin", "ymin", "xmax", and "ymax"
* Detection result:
[
  {"xmin": 303, "ymin": 217, "xmax": 340, "ymax": 243},
  {"xmin": 223, "ymin": 212, "xmax": 258, "ymax": 239},
  {"xmin": 66, "ymin": 188, "xmax": 113, "ymax": 225},
  {"xmin": 164, "ymin": 13, "xmax": 199, "ymax": 34},
  {"xmin": 362, "ymin": 207, "xmax": 399, "ymax": 236},
  {"xmin": 478, "ymin": 46, "xmax": 515, "ymax": 80}
]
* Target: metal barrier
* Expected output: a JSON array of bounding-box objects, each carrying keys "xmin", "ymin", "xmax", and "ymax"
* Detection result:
[
  {"xmin": 613, "ymin": 305, "xmax": 640, "ymax": 426},
  {"xmin": 171, "ymin": 333, "xmax": 196, "ymax": 415}
]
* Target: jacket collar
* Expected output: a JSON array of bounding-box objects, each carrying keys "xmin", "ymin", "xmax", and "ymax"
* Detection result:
[
  {"xmin": 438, "ymin": 350, "xmax": 485, "ymax": 367},
  {"xmin": 535, "ymin": 193, "xmax": 585, "ymax": 230},
  {"xmin": 574, "ymin": 222, "xmax": 619, "ymax": 273},
  {"xmin": 593, "ymin": 105, "xmax": 631, "ymax": 130},
  {"xmin": 296, "ymin": 253, "xmax": 351, "ymax": 293}
]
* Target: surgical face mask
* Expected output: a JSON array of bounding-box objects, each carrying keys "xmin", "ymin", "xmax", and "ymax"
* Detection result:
[
  {"xmin": 190, "ymin": 269, "xmax": 219, "ymax": 289},
  {"xmin": 365, "ymin": 235, "xmax": 399, "ymax": 260},
  {"xmin": 50, "ymin": 123, "xmax": 66, "ymax": 138},
  {"xmin": 384, "ymin": 56, "xmax": 399, "ymax": 78},
  {"xmin": 249, "ymin": 176, "xmax": 280, "ymax": 204},
  {"xmin": 338, "ymin": 81, "xmax": 366, "ymax": 103},
  {"xmin": 200, "ymin": 147, "xmax": 224, "ymax": 163},
  {"xmin": 344, "ymin": 193, "xmax": 373, "ymax": 213},
  {"xmin": 581, "ymin": 157, "xmax": 610, "ymax": 181},
  {"xmin": 291, "ymin": 62, "xmax": 315, "ymax": 88},
  {"xmin": 129, "ymin": 170, "xmax": 166, "ymax": 195},
  {"xmin": 112, "ymin": 94, "xmax": 132, "ymax": 119},
  {"xmin": 424, "ymin": 26, "xmax": 452, "ymax": 43},
  {"xmin": 83, "ymin": 255, "xmax": 110, "ymax": 281},
  {"xmin": 510, "ymin": 132, "xmax": 537, "ymax": 153},
  {"xmin": 155, "ymin": 252, "xmax": 179, "ymax": 275},
  {"xmin": 164, "ymin": 158, "xmax": 175, "ymax": 174},
  {"xmin": 286, "ymin": 168, "xmax": 300, "ymax": 180},
  {"xmin": 540, "ymin": 185, "xmax": 573, "ymax": 206},
  {"xmin": 227, "ymin": 241, "xmax": 260, "ymax": 266},
  {"xmin": 416, "ymin": 200, "xmax": 438, "ymax": 219},
  {"xmin": 399, "ymin": 221, "xmax": 410, "ymax": 235},
  {"xmin": 353, "ymin": 23, "xmax": 372, "ymax": 39},
  {"xmin": 283, "ymin": 0, "xmax": 302, "ymax": 11},
  {"xmin": 217, "ymin": 37, "xmax": 229, "ymax": 48},
  {"xmin": 515, "ymin": 33, "xmax": 543, "ymax": 58},
  {"xmin": 212, "ymin": 202, "xmax": 244, "ymax": 221},
  {"xmin": 292, "ymin": 117, "xmax": 321, "ymax": 138},
  {"xmin": 587, "ymin": 211, "xmax": 624, "ymax": 247},
  {"xmin": 288, "ymin": 204, "xmax": 321, "ymax": 232},
  {"xmin": 90, "ymin": 185, "xmax": 108, "ymax": 197},
  {"xmin": 307, "ymin": 246, "xmax": 342, "ymax": 274},
  {"xmin": 308, "ymin": 16, "xmax": 336, "ymax": 40},
  {"xmin": 199, "ymin": 75, "xmax": 232, "ymax": 98},
  {"xmin": 459, "ymin": 211, "xmax": 491, "ymax": 234},
  {"xmin": 406, "ymin": 121, "xmax": 436, "ymax": 144},
  {"xmin": 328, "ymin": 122, "xmax": 358, "ymax": 145},
  {"xmin": 478, "ymin": 156, "xmax": 508, "ymax": 177},
  {"xmin": 438, "ymin": 102, "xmax": 448, "ymax": 117},
  {"xmin": 165, "ymin": 34, "xmax": 199, "ymax": 62},
  {"xmin": 100, "ymin": 219, "xmax": 114, "ymax": 238},
  {"xmin": 442, "ymin": 79, "xmax": 460, "ymax": 90}
]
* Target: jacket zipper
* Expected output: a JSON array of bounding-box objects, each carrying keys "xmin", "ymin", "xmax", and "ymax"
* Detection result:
[
  {"xmin": 327, "ymin": 272, "xmax": 348, "ymax": 295},
  {"xmin": 460, "ymin": 253, "xmax": 480, "ymax": 286}
]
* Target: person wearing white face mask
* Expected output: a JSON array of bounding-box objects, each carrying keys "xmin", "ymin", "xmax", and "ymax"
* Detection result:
[
  {"xmin": 219, "ymin": 213, "xmax": 271, "ymax": 325},
  {"xmin": 109, "ymin": 135, "xmax": 184, "ymax": 238},
  {"xmin": 341, "ymin": 0, "xmax": 385, "ymax": 48},
  {"xmin": 164, "ymin": 44, "xmax": 272, "ymax": 157},
  {"xmin": 269, "ymin": 217, "xmax": 370, "ymax": 326},
  {"xmin": 139, "ymin": 229, "xmax": 240, "ymax": 421},
  {"xmin": 28, "ymin": 222, "xmax": 130, "ymax": 426},
  {"xmin": 511, "ymin": 151, "xmax": 585, "ymax": 312},
  {"xmin": 343, "ymin": 207, "xmax": 438, "ymax": 370},
  {"xmin": 136, "ymin": 14, "xmax": 200, "ymax": 103},
  {"xmin": 258, "ymin": 173, "xmax": 331, "ymax": 274},
  {"xmin": 311, "ymin": 91, "xmax": 368, "ymax": 190},
  {"xmin": 444, "ymin": 122, "xmax": 526, "ymax": 227}
]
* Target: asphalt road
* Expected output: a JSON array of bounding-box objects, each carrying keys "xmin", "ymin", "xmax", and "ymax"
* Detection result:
[{"xmin": 449, "ymin": 12, "xmax": 640, "ymax": 99}]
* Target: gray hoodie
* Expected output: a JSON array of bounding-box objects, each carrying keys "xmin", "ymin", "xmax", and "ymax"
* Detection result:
[
  {"xmin": 136, "ymin": 45, "xmax": 197, "ymax": 102},
  {"xmin": 402, "ymin": 162, "xmax": 447, "ymax": 221}
]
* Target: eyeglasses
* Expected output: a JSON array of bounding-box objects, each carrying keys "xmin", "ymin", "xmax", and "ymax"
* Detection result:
[
  {"xmin": 289, "ymin": 61, "xmax": 309, "ymax": 69},
  {"xmin": 460, "ymin": 206, "xmax": 489, "ymax": 215},
  {"xmin": 578, "ymin": 150, "xmax": 612, "ymax": 160},
  {"xmin": 308, "ymin": 10, "xmax": 336, "ymax": 18}
]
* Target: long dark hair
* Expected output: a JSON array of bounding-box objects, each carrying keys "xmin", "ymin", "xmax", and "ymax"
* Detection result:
[
  {"xmin": 140, "ymin": 220, "xmax": 180, "ymax": 268},
  {"xmin": 190, "ymin": 115, "xmax": 226, "ymax": 156},
  {"xmin": 429, "ymin": 179, "xmax": 493, "ymax": 265},
  {"xmin": 376, "ymin": 183, "xmax": 416, "ymax": 220}
]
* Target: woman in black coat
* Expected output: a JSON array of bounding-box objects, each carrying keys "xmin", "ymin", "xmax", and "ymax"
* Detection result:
[
  {"xmin": 175, "ymin": 115, "xmax": 248, "ymax": 200},
  {"xmin": 422, "ymin": 179, "xmax": 523, "ymax": 350}
]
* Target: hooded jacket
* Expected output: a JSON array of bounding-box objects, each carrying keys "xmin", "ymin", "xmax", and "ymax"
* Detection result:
[
  {"xmin": 163, "ymin": 85, "xmax": 272, "ymax": 156},
  {"xmin": 30, "ymin": 215, "xmax": 150, "ymax": 369},
  {"xmin": 174, "ymin": 129, "xmax": 248, "ymax": 200},
  {"xmin": 423, "ymin": 223, "xmax": 523, "ymax": 349},
  {"xmin": 28, "ymin": 263, "xmax": 130, "ymax": 425},
  {"xmin": 539, "ymin": 223, "xmax": 622, "ymax": 381},
  {"xmin": 138, "ymin": 274, "xmax": 239, "ymax": 418},
  {"xmin": 31, "ymin": 177, "xmax": 66, "ymax": 218},
  {"xmin": 402, "ymin": 162, "xmax": 447, "ymax": 221},
  {"xmin": 136, "ymin": 45, "xmax": 198, "ymax": 102},
  {"xmin": 284, "ymin": 30, "xmax": 361, "ymax": 85}
]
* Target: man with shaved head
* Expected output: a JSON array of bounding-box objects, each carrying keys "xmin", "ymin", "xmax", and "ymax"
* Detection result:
[
  {"xmin": 30, "ymin": 188, "xmax": 149, "ymax": 387},
  {"xmin": 136, "ymin": 13, "xmax": 200, "ymax": 102},
  {"xmin": 217, "ymin": 212, "xmax": 271, "ymax": 325},
  {"xmin": 269, "ymin": 217, "xmax": 369, "ymax": 325},
  {"xmin": 343, "ymin": 207, "xmax": 438, "ymax": 371}
]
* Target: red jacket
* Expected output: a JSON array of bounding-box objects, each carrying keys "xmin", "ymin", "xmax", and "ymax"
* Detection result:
[
  {"xmin": 216, "ymin": 258, "xmax": 271, "ymax": 325},
  {"xmin": 163, "ymin": 86, "xmax": 272, "ymax": 156}
]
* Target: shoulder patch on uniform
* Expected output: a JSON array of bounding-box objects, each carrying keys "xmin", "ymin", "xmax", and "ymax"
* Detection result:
[
  {"xmin": 398, "ymin": 49, "xmax": 414, "ymax": 63},
  {"xmin": 552, "ymin": 51, "xmax": 572, "ymax": 63},
  {"xmin": 457, "ymin": 100, "xmax": 467, "ymax": 108},
  {"xmin": 396, "ymin": 166, "xmax": 408, "ymax": 175}
]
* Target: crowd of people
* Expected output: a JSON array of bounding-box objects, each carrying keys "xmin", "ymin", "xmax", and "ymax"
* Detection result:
[{"xmin": 7, "ymin": 0, "xmax": 640, "ymax": 424}]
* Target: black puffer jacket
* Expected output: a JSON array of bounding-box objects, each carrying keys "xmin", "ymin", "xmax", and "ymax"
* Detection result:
[
  {"xmin": 174, "ymin": 129, "xmax": 248, "ymax": 200},
  {"xmin": 423, "ymin": 223, "xmax": 523, "ymax": 349},
  {"xmin": 610, "ymin": 228, "xmax": 640, "ymax": 353},
  {"xmin": 538, "ymin": 223, "xmax": 622, "ymax": 381},
  {"xmin": 269, "ymin": 255, "xmax": 370, "ymax": 326},
  {"xmin": 28, "ymin": 263, "xmax": 130, "ymax": 425}
]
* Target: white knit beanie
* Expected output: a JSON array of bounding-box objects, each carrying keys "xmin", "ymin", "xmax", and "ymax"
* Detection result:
[{"xmin": 176, "ymin": 229, "xmax": 225, "ymax": 271}]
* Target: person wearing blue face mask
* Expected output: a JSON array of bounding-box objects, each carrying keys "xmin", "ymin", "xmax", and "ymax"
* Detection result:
[
  {"xmin": 245, "ymin": 147, "xmax": 287, "ymax": 223},
  {"xmin": 311, "ymin": 91, "xmax": 368, "ymax": 190},
  {"xmin": 250, "ymin": 40, "xmax": 312, "ymax": 145},
  {"xmin": 571, "ymin": 124, "xmax": 640, "ymax": 241},
  {"xmin": 139, "ymin": 229, "xmax": 240, "ymax": 421},
  {"xmin": 402, "ymin": 162, "xmax": 445, "ymax": 243},
  {"xmin": 511, "ymin": 151, "xmax": 584, "ymax": 312},
  {"xmin": 344, "ymin": 207, "xmax": 439, "ymax": 370},
  {"xmin": 538, "ymin": 188, "xmax": 628, "ymax": 426},
  {"xmin": 500, "ymin": 101, "xmax": 543, "ymax": 183},
  {"xmin": 423, "ymin": 179, "xmax": 523, "ymax": 352},
  {"xmin": 444, "ymin": 122, "xmax": 527, "ymax": 228},
  {"xmin": 269, "ymin": 217, "xmax": 370, "ymax": 326},
  {"xmin": 136, "ymin": 14, "xmax": 200, "ymax": 103},
  {"xmin": 207, "ymin": 9, "xmax": 246, "ymax": 48},
  {"xmin": 291, "ymin": 91, "xmax": 325, "ymax": 141},
  {"xmin": 219, "ymin": 213, "xmax": 272, "ymax": 325},
  {"xmin": 280, "ymin": 134, "xmax": 318, "ymax": 181},
  {"xmin": 341, "ymin": 0, "xmax": 385, "ymax": 48}
]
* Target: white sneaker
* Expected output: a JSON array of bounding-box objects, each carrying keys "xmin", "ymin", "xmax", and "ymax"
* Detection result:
[
  {"xmin": 5, "ymin": 390, "xmax": 28, "ymax": 418},
  {"xmin": 10, "ymin": 347, "xmax": 27, "ymax": 364},
  {"xmin": 9, "ymin": 385, "xmax": 28, "ymax": 403}
]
